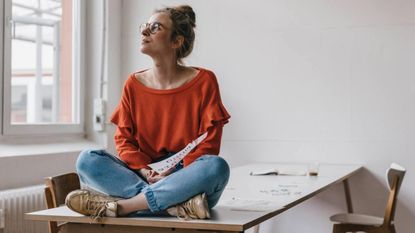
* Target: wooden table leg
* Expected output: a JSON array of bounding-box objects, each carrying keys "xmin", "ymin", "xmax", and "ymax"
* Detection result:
[
  {"xmin": 343, "ymin": 179, "xmax": 353, "ymax": 213},
  {"xmin": 343, "ymin": 179, "xmax": 356, "ymax": 233},
  {"xmin": 253, "ymin": 224, "xmax": 259, "ymax": 233}
]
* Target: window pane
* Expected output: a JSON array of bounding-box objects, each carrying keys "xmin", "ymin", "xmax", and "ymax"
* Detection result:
[{"xmin": 10, "ymin": 0, "xmax": 76, "ymax": 124}]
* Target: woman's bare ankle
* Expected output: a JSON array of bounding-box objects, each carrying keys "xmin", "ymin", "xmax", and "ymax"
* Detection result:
[{"xmin": 116, "ymin": 201, "xmax": 128, "ymax": 216}]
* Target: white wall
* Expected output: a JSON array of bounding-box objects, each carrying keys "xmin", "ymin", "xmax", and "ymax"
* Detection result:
[
  {"xmin": 77, "ymin": 0, "xmax": 121, "ymax": 154},
  {"xmin": 120, "ymin": 0, "xmax": 415, "ymax": 232},
  {"xmin": 84, "ymin": 0, "xmax": 121, "ymax": 154}
]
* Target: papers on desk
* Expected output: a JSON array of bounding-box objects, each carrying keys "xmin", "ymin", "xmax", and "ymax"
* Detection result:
[
  {"xmin": 258, "ymin": 184, "xmax": 304, "ymax": 196},
  {"xmin": 217, "ymin": 164, "xmax": 318, "ymax": 213},
  {"xmin": 219, "ymin": 183, "xmax": 306, "ymax": 212},
  {"xmin": 250, "ymin": 168, "xmax": 307, "ymax": 176}
]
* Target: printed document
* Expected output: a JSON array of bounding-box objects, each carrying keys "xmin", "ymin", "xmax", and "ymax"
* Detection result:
[{"xmin": 148, "ymin": 132, "xmax": 208, "ymax": 174}]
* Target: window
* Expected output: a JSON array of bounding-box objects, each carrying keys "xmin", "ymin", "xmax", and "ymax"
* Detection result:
[{"xmin": 1, "ymin": 0, "xmax": 85, "ymax": 136}]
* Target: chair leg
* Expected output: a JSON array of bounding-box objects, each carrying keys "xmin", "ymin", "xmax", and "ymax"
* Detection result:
[
  {"xmin": 370, "ymin": 225, "xmax": 396, "ymax": 233},
  {"xmin": 332, "ymin": 224, "xmax": 342, "ymax": 233},
  {"xmin": 333, "ymin": 223, "xmax": 384, "ymax": 233}
]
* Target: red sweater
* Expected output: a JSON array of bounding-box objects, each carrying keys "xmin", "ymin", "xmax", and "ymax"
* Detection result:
[{"xmin": 110, "ymin": 68, "xmax": 230, "ymax": 169}]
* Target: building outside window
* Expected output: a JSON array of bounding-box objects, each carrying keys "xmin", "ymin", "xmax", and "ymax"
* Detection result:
[{"xmin": 1, "ymin": 0, "xmax": 84, "ymax": 136}]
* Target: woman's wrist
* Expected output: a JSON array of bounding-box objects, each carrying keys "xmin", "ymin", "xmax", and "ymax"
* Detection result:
[{"xmin": 137, "ymin": 168, "xmax": 149, "ymax": 178}]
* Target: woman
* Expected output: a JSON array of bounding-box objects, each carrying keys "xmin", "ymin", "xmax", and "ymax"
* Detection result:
[{"xmin": 65, "ymin": 5, "xmax": 231, "ymax": 221}]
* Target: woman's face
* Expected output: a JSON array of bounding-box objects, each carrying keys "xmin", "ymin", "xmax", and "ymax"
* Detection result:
[{"xmin": 140, "ymin": 13, "xmax": 176, "ymax": 57}]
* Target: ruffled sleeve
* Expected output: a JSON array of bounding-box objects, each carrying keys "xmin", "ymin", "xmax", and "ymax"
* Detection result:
[
  {"xmin": 198, "ymin": 72, "xmax": 231, "ymax": 134},
  {"xmin": 184, "ymin": 71, "xmax": 230, "ymax": 166}
]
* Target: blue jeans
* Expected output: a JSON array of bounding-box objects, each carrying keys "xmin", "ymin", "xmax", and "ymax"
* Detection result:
[{"xmin": 76, "ymin": 149, "xmax": 230, "ymax": 213}]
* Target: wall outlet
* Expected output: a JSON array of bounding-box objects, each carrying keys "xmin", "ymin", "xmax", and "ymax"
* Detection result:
[{"xmin": 93, "ymin": 98, "xmax": 106, "ymax": 132}]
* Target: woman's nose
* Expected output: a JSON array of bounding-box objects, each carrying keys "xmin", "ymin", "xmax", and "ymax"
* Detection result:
[{"xmin": 141, "ymin": 27, "xmax": 150, "ymax": 36}]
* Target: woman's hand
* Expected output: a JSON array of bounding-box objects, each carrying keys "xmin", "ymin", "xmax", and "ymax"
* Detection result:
[
  {"xmin": 137, "ymin": 168, "xmax": 155, "ymax": 181},
  {"xmin": 138, "ymin": 167, "xmax": 175, "ymax": 184},
  {"xmin": 147, "ymin": 166, "xmax": 177, "ymax": 184}
]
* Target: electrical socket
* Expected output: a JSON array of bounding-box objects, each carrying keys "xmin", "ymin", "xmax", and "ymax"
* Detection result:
[{"xmin": 93, "ymin": 98, "xmax": 106, "ymax": 132}]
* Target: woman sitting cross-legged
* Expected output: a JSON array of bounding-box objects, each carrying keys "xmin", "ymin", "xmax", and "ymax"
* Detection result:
[{"xmin": 65, "ymin": 5, "xmax": 231, "ymax": 221}]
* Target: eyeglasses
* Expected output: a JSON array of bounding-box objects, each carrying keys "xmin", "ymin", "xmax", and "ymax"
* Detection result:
[{"xmin": 140, "ymin": 22, "xmax": 165, "ymax": 34}]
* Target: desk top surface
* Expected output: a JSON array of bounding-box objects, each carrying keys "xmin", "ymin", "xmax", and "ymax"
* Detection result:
[{"xmin": 26, "ymin": 163, "xmax": 362, "ymax": 231}]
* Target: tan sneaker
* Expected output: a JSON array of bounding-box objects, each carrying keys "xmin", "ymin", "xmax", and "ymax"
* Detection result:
[
  {"xmin": 65, "ymin": 189, "xmax": 118, "ymax": 221},
  {"xmin": 167, "ymin": 193, "xmax": 210, "ymax": 220}
]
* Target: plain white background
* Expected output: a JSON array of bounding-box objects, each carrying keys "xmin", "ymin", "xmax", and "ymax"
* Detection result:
[{"xmin": 117, "ymin": 0, "xmax": 415, "ymax": 232}]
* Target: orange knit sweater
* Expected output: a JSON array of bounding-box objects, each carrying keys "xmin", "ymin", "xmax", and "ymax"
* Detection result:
[{"xmin": 110, "ymin": 68, "xmax": 230, "ymax": 169}]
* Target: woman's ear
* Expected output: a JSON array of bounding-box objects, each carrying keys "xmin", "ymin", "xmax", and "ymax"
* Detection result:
[{"xmin": 172, "ymin": 35, "xmax": 184, "ymax": 49}]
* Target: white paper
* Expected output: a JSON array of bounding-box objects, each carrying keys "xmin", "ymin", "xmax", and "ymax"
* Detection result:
[
  {"xmin": 148, "ymin": 132, "xmax": 208, "ymax": 174},
  {"xmin": 250, "ymin": 169, "xmax": 279, "ymax": 176}
]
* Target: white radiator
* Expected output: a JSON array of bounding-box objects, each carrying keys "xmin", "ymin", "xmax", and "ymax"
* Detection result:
[{"xmin": 0, "ymin": 185, "xmax": 47, "ymax": 233}]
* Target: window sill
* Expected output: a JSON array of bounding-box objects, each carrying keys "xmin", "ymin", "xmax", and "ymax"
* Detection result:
[
  {"xmin": 0, "ymin": 138, "xmax": 105, "ymax": 158},
  {"xmin": 0, "ymin": 138, "xmax": 107, "ymax": 190}
]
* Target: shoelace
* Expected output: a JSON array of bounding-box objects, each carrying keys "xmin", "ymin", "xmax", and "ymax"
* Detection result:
[
  {"xmin": 175, "ymin": 205, "xmax": 192, "ymax": 220},
  {"xmin": 85, "ymin": 198, "xmax": 109, "ymax": 222},
  {"xmin": 176, "ymin": 199, "xmax": 205, "ymax": 220}
]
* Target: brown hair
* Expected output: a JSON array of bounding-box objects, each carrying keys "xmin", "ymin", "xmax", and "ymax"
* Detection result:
[{"xmin": 155, "ymin": 5, "xmax": 196, "ymax": 63}]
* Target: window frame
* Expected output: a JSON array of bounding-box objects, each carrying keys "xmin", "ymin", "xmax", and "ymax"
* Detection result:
[
  {"xmin": 0, "ymin": 0, "xmax": 4, "ymax": 135},
  {"xmin": 1, "ymin": 0, "xmax": 85, "ymax": 136}
]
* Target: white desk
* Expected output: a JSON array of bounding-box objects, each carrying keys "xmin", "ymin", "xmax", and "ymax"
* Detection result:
[{"xmin": 26, "ymin": 163, "xmax": 362, "ymax": 233}]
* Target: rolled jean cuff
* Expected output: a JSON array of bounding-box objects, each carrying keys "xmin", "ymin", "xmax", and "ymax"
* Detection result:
[{"xmin": 142, "ymin": 186, "xmax": 160, "ymax": 212}]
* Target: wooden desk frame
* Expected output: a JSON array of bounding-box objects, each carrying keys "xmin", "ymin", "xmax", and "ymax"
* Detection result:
[{"xmin": 27, "ymin": 164, "xmax": 362, "ymax": 233}]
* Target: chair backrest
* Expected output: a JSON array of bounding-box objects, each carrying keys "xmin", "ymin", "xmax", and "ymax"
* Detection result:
[
  {"xmin": 44, "ymin": 172, "xmax": 80, "ymax": 233},
  {"xmin": 383, "ymin": 163, "xmax": 406, "ymax": 225}
]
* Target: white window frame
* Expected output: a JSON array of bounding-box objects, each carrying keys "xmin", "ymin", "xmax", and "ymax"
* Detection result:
[
  {"xmin": 1, "ymin": 0, "xmax": 85, "ymax": 136},
  {"xmin": 0, "ymin": 0, "xmax": 4, "ymax": 136}
]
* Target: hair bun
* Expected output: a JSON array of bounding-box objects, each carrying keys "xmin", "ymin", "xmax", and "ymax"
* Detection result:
[{"xmin": 175, "ymin": 5, "xmax": 196, "ymax": 27}]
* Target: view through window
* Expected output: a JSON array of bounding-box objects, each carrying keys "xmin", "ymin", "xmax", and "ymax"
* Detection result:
[{"xmin": 10, "ymin": 0, "xmax": 77, "ymax": 124}]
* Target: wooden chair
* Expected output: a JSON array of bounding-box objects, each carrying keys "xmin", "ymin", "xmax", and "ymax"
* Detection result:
[
  {"xmin": 330, "ymin": 163, "xmax": 406, "ymax": 233},
  {"xmin": 44, "ymin": 172, "xmax": 80, "ymax": 233}
]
